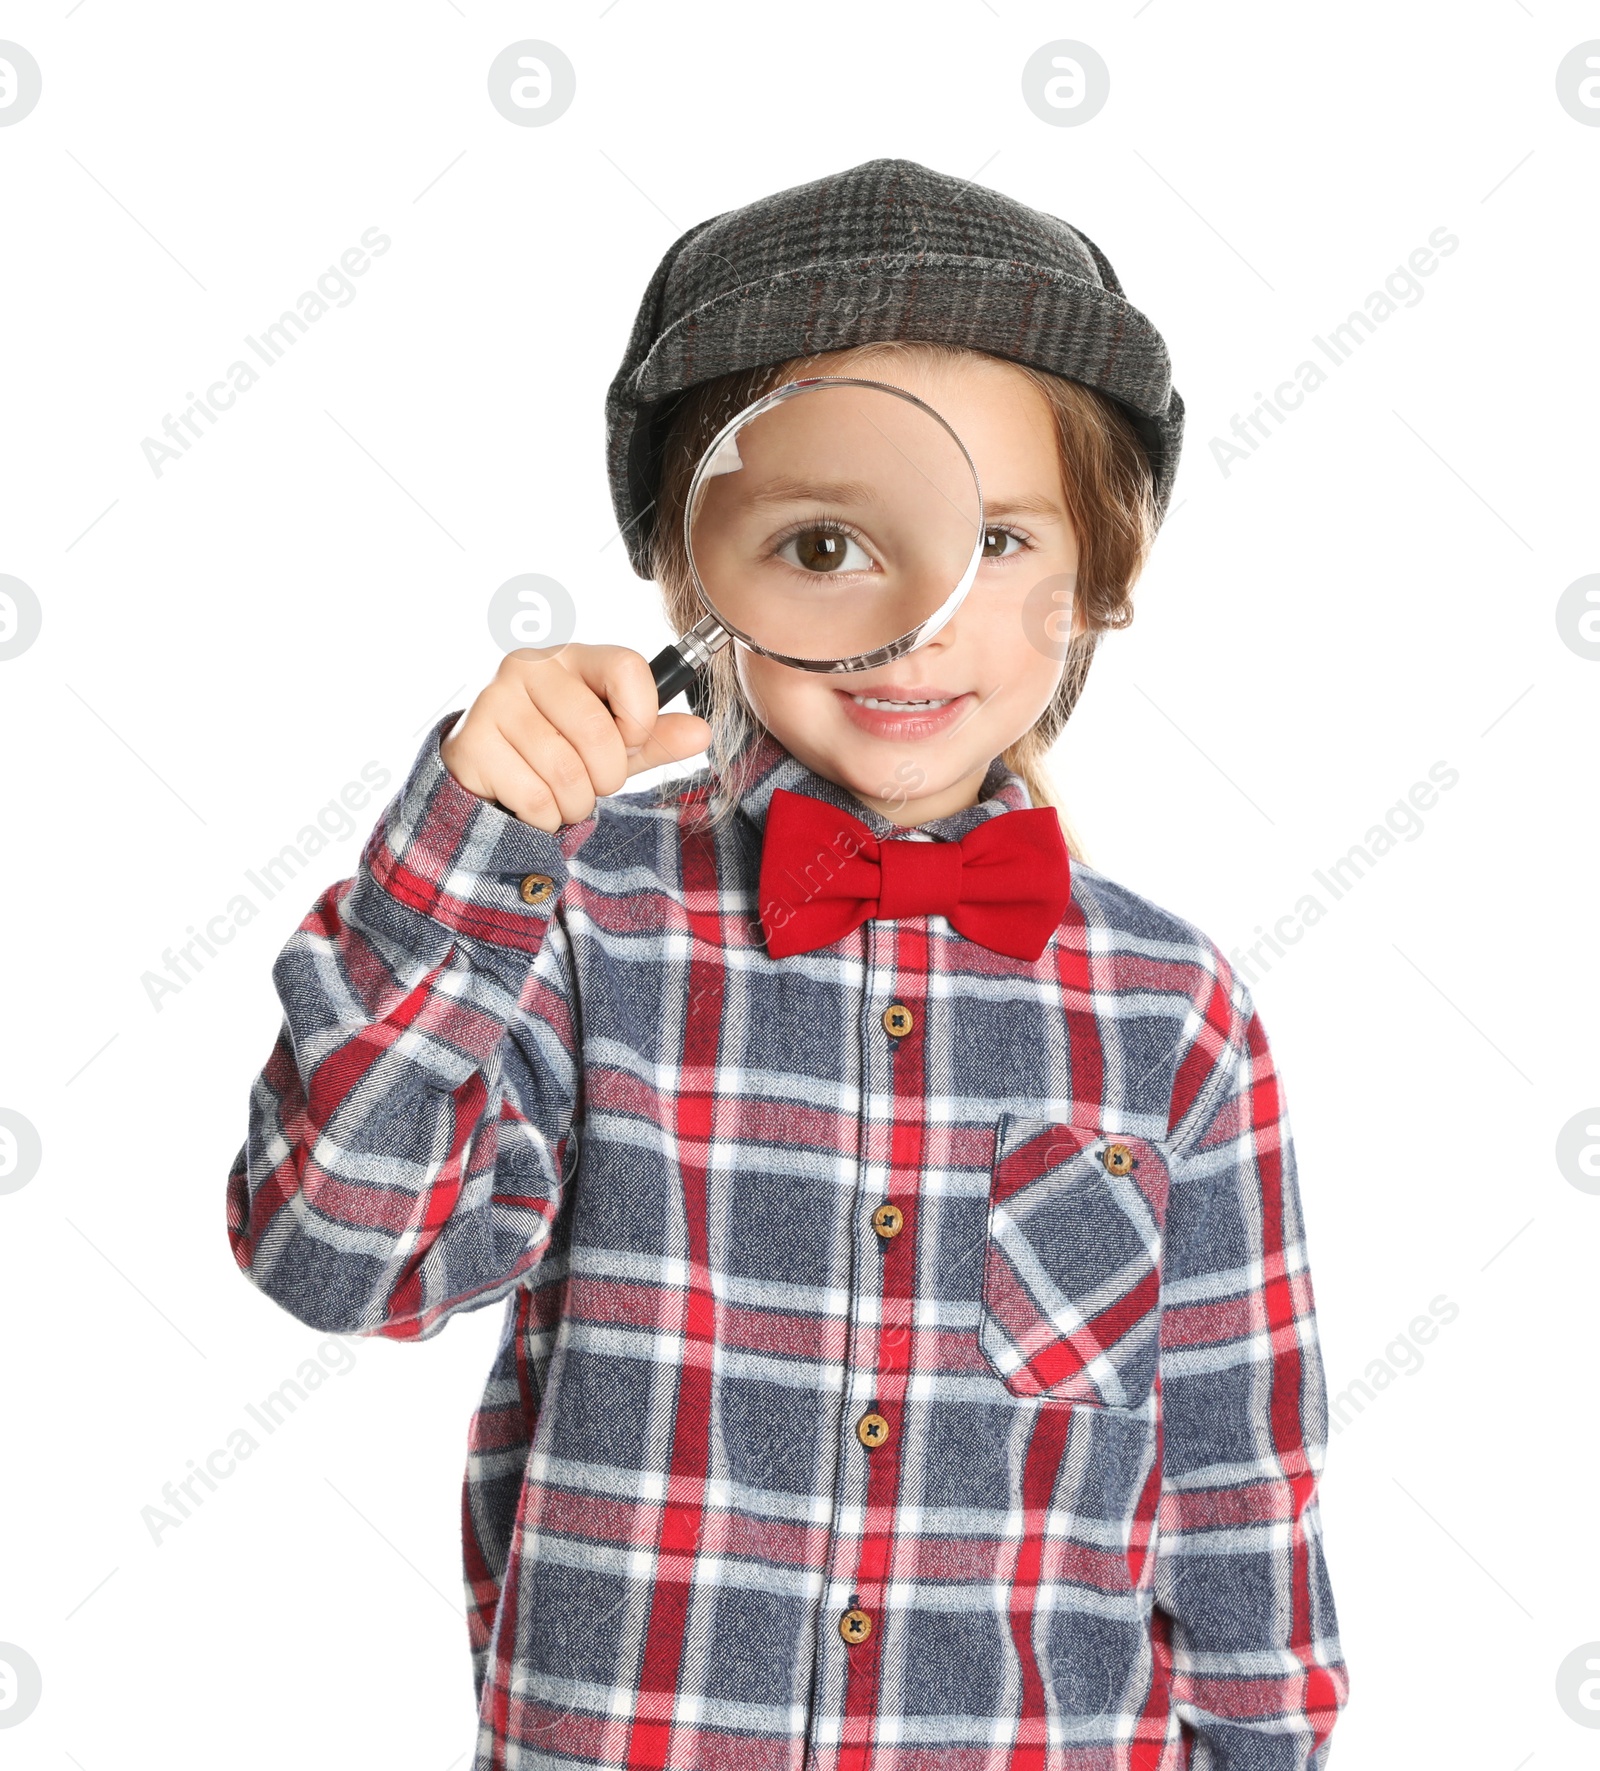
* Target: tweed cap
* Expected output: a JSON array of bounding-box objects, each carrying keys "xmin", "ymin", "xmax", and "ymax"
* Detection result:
[{"xmin": 604, "ymin": 155, "xmax": 1183, "ymax": 580}]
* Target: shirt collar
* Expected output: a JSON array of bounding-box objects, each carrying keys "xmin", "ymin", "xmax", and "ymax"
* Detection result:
[{"xmin": 709, "ymin": 722, "xmax": 1034, "ymax": 844}]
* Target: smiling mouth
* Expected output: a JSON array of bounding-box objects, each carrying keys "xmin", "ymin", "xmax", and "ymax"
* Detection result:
[{"xmin": 833, "ymin": 687, "xmax": 976, "ymax": 738}]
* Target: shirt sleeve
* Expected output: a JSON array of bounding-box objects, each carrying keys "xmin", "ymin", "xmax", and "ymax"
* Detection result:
[
  {"xmin": 225, "ymin": 712, "xmax": 593, "ymax": 1342},
  {"xmin": 1150, "ymin": 963, "xmax": 1351, "ymax": 1768}
]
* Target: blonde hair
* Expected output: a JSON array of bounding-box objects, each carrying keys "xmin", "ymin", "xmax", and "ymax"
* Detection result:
[{"xmin": 647, "ymin": 340, "xmax": 1158, "ymax": 862}]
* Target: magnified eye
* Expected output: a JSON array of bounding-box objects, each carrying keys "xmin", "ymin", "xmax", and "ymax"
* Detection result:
[
  {"xmin": 776, "ymin": 524, "xmax": 876, "ymax": 575},
  {"xmin": 982, "ymin": 525, "xmax": 1026, "ymax": 559}
]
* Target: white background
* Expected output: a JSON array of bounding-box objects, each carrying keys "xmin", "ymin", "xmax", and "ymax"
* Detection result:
[{"xmin": 1, "ymin": 2, "xmax": 1597, "ymax": 1765}]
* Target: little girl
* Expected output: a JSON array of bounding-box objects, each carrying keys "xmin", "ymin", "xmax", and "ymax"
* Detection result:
[{"xmin": 227, "ymin": 157, "xmax": 1350, "ymax": 1770}]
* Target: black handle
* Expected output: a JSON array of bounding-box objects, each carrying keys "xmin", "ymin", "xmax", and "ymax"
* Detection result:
[{"xmin": 649, "ymin": 641, "xmax": 710, "ymax": 719}]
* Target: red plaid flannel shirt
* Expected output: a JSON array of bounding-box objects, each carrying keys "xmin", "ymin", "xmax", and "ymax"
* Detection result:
[{"xmin": 227, "ymin": 712, "xmax": 1350, "ymax": 1769}]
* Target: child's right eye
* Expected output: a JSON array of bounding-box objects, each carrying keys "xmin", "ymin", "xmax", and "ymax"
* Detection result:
[{"xmin": 775, "ymin": 524, "xmax": 876, "ymax": 575}]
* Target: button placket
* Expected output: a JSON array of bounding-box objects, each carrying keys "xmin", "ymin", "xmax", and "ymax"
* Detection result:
[
  {"xmin": 801, "ymin": 923, "xmax": 889, "ymax": 1761},
  {"xmin": 842, "ymin": 920, "xmax": 928, "ymax": 1740},
  {"xmin": 816, "ymin": 919, "xmax": 903, "ymax": 1727}
]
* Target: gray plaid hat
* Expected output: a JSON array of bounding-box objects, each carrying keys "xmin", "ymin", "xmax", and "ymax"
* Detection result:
[{"xmin": 604, "ymin": 155, "xmax": 1183, "ymax": 580}]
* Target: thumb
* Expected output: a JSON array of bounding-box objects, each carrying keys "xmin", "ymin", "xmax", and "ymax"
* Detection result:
[{"xmin": 625, "ymin": 711, "xmax": 712, "ymax": 775}]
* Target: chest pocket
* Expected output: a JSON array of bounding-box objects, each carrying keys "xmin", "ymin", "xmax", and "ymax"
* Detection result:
[{"xmin": 978, "ymin": 1114, "xmax": 1172, "ymax": 1410}]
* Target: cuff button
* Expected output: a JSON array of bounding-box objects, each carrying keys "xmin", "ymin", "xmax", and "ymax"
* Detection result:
[{"xmin": 519, "ymin": 873, "xmax": 556, "ymax": 906}]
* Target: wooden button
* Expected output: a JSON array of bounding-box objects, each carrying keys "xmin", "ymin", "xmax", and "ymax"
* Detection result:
[
  {"xmin": 518, "ymin": 873, "xmax": 556, "ymax": 906},
  {"xmin": 857, "ymin": 1411, "xmax": 890, "ymax": 1449},
  {"xmin": 881, "ymin": 1003, "xmax": 914, "ymax": 1038},
  {"xmin": 872, "ymin": 1203, "xmax": 904, "ymax": 1240},
  {"xmin": 1101, "ymin": 1142, "xmax": 1135, "ymax": 1177},
  {"xmin": 839, "ymin": 1606, "xmax": 872, "ymax": 1645}
]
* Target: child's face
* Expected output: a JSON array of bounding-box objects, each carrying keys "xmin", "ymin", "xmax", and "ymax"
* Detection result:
[{"xmin": 731, "ymin": 346, "xmax": 1080, "ymax": 825}]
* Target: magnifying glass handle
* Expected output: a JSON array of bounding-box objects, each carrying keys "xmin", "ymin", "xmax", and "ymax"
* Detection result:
[
  {"xmin": 649, "ymin": 614, "xmax": 728, "ymax": 709},
  {"xmin": 648, "ymin": 641, "xmax": 702, "ymax": 708}
]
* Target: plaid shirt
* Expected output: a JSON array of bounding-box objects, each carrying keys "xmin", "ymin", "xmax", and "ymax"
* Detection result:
[{"xmin": 227, "ymin": 711, "xmax": 1350, "ymax": 1770}]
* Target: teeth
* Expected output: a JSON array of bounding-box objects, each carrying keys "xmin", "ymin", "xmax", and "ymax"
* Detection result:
[{"xmin": 851, "ymin": 696, "xmax": 951, "ymax": 710}]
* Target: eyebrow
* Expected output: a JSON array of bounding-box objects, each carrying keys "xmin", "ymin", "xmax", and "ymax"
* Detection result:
[
  {"xmin": 743, "ymin": 478, "xmax": 882, "ymax": 507},
  {"xmin": 983, "ymin": 492, "xmax": 1068, "ymax": 520},
  {"xmin": 736, "ymin": 480, "xmax": 1066, "ymax": 521}
]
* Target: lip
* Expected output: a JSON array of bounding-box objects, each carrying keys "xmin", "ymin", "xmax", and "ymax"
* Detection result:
[{"xmin": 834, "ymin": 686, "xmax": 976, "ymax": 740}]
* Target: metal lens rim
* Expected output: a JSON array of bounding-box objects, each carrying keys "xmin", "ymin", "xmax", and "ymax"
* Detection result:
[{"xmin": 680, "ymin": 375, "xmax": 986, "ymax": 674}]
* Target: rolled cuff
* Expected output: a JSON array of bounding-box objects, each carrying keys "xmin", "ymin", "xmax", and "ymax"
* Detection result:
[{"xmin": 363, "ymin": 711, "xmax": 596, "ymax": 953}]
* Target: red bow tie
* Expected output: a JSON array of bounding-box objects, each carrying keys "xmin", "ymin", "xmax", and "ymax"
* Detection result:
[{"xmin": 757, "ymin": 788, "xmax": 1071, "ymax": 961}]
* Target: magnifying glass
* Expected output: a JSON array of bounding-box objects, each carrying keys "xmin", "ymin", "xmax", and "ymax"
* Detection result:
[{"xmin": 648, "ymin": 376, "xmax": 985, "ymax": 708}]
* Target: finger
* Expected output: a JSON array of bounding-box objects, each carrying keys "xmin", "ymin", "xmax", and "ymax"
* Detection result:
[
  {"xmin": 559, "ymin": 645, "xmax": 662, "ymax": 754},
  {"xmin": 508, "ymin": 719, "xmax": 601, "ymax": 828},
  {"xmin": 624, "ymin": 712, "xmax": 712, "ymax": 778},
  {"xmin": 472, "ymin": 729, "xmax": 570, "ymax": 833},
  {"xmin": 440, "ymin": 721, "xmax": 494, "ymax": 801},
  {"xmin": 499, "ymin": 655, "xmax": 630, "ymax": 800},
  {"xmin": 514, "ymin": 649, "xmax": 654, "ymax": 795}
]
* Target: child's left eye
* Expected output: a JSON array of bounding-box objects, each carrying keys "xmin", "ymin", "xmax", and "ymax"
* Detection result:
[{"xmin": 981, "ymin": 525, "xmax": 1027, "ymax": 559}]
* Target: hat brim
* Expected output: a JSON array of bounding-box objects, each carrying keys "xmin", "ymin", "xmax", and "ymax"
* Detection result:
[{"xmin": 605, "ymin": 255, "xmax": 1182, "ymax": 579}]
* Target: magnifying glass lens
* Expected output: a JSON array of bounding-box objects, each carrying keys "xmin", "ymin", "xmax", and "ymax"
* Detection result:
[{"xmin": 685, "ymin": 380, "xmax": 983, "ymax": 669}]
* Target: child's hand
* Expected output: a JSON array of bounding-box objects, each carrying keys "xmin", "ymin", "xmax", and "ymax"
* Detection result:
[{"xmin": 440, "ymin": 645, "xmax": 712, "ymax": 831}]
